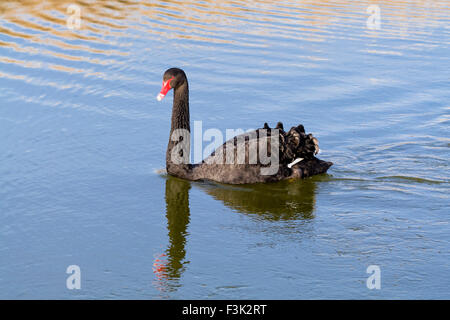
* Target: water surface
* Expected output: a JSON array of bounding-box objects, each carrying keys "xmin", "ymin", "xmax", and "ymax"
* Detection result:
[{"xmin": 0, "ymin": 0, "xmax": 449, "ymax": 299}]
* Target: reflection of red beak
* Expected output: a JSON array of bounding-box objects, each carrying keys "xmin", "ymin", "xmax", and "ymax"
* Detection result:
[{"xmin": 156, "ymin": 76, "xmax": 174, "ymax": 101}]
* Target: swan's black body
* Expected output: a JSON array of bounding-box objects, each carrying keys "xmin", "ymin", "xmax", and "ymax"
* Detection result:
[{"xmin": 161, "ymin": 68, "xmax": 332, "ymax": 184}]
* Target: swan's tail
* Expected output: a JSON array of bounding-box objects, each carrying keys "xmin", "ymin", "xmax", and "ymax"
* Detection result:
[
  {"xmin": 277, "ymin": 123, "xmax": 319, "ymax": 163},
  {"xmin": 260, "ymin": 122, "xmax": 332, "ymax": 176}
]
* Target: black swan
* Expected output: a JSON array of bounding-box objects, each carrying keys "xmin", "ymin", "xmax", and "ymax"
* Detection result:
[{"xmin": 157, "ymin": 68, "xmax": 332, "ymax": 184}]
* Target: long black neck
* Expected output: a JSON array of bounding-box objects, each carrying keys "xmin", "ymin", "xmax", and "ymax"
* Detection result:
[
  {"xmin": 170, "ymin": 81, "xmax": 190, "ymax": 134},
  {"xmin": 166, "ymin": 81, "xmax": 192, "ymax": 179}
]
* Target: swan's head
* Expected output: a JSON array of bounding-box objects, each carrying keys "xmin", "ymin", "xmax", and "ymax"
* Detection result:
[{"xmin": 156, "ymin": 68, "xmax": 187, "ymax": 101}]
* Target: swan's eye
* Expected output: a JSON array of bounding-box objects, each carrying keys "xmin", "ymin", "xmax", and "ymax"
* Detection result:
[{"xmin": 156, "ymin": 76, "xmax": 175, "ymax": 101}]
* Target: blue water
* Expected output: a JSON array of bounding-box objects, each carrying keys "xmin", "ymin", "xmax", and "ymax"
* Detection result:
[{"xmin": 0, "ymin": 0, "xmax": 449, "ymax": 299}]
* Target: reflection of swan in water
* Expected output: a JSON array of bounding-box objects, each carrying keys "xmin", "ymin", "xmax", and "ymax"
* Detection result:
[
  {"xmin": 153, "ymin": 174, "xmax": 320, "ymax": 292},
  {"xmin": 197, "ymin": 178, "xmax": 319, "ymax": 220},
  {"xmin": 164, "ymin": 176, "xmax": 190, "ymax": 278},
  {"xmin": 153, "ymin": 176, "xmax": 191, "ymax": 292}
]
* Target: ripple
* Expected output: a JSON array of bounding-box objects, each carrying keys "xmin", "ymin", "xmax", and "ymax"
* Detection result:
[{"xmin": 375, "ymin": 175, "xmax": 448, "ymax": 185}]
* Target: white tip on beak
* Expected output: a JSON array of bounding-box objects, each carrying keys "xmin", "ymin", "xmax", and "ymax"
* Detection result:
[{"xmin": 156, "ymin": 93, "xmax": 165, "ymax": 101}]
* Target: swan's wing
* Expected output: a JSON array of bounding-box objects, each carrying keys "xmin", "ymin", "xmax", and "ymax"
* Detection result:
[
  {"xmin": 193, "ymin": 124, "xmax": 331, "ymax": 184},
  {"xmin": 201, "ymin": 124, "xmax": 320, "ymax": 166},
  {"xmin": 202, "ymin": 128, "xmax": 273, "ymax": 166}
]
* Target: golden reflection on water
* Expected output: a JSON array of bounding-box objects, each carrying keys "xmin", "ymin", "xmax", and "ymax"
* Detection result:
[
  {"xmin": 0, "ymin": 0, "xmax": 448, "ymax": 85},
  {"xmin": 1, "ymin": 0, "xmax": 449, "ymax": 44},
  {"xmin": 0, "ymin": 0, "xmax": 447, "ymax": 92}
]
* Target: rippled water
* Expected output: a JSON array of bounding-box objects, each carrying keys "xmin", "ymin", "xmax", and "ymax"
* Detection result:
[{"xmin": 0, "ymin": 0, "xmax": 449, "ymax": 299}]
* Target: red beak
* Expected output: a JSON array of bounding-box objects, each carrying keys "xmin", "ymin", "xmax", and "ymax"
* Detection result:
[{"xmin": 156, "ymin": 76, "xmax": 174, "ymax": 101}]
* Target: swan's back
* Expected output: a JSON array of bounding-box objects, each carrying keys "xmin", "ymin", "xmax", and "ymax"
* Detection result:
[{"xmin": 191, "ymin": 123, "xmax": 332, "ymax": 184}]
